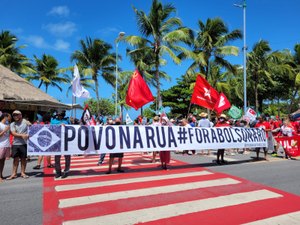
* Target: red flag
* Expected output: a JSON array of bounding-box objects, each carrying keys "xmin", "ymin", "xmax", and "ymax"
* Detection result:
[
  {"xmin": 214, "ymin": 92, "xmax": 231, "ymax": 114},
  {"xmin": 126, "ymin": 70, "xmax": 154, "ymax": 110},
  {"xmin": 190, "ymin": 75, "xmax": 219, "ymax": 110},
  {"xmin": 81, "ymin": 104, "xmax": 96, "ymax": 125}
]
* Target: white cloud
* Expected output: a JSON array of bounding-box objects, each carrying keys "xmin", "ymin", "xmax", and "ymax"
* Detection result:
[
  {"xmin": 23, "ymin": 35, "xmax": 70, "ymax": 52},
  {"xmin": 43, "ymin": 22, "xmax": 77, "ymax": 37},
  {"xmin": 54, "ymin": 39, "xmax": 70, "ymax": 51},
  {"xmin": 48, "ymin": 6, "xmax": 70, "ymax": 17},
  {"xmin": 24, "ymin": 35, "xmax": 50, "ymax": 49},
  {"xmin": 97, "ymin": 27, "xmax": 120, "ymax": 37}
]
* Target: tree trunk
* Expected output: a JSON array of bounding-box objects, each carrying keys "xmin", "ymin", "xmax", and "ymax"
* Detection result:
[
  {"xmin": 120, "ymin": 104, "xmax": 124, "ymax": 123},
  {"xmin": 289, "ymin": 88, "xmax": 298, "ymax": 113},
  {"xmin": 93, "ymin": 72, "xmax": 100, "ymax": 113},
  {"xmin": 155, "ymin": 52, "xmax": 160, "ymax": 113},
  {"xmin": 254, "ymin": 74, "xmax": 259, "ymax": 112}
]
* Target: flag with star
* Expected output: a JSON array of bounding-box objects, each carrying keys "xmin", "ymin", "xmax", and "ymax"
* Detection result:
[{"xmin": 190, "ymin": 74, "xmax": 219, "ymax": 110}]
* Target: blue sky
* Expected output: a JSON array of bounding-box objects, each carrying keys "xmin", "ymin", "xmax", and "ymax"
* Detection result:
[{"xmin": 1, "ymin": 0, "xmax": 299, "ymax": 119}]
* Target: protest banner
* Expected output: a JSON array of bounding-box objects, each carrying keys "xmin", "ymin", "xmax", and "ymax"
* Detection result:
[
  {"xmin": 28, "ymin": 125, "xmax": 267, "ymax": 155},
  {"xmin": 274, "ymin": 136, "xmax": 300, "ymax": 157}
]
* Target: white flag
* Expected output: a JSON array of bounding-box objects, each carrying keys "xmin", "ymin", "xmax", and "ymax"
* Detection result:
[
  {"xmin": 126, "ymin": 113, "xmax": 133, "ymax": 125},
  {"xmin": 72, "ymin": 65, "xmax": 90, "ymax": 98}
]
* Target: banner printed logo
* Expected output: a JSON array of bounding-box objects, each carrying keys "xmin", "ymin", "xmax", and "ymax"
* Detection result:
[{"xmin": 28, "ymin": 125, "xmax": 61, "ymax": 153}]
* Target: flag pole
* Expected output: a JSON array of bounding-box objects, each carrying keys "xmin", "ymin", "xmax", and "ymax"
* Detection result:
[{"xmin": 187, "ymin": 102, "xmax": 192, "ymax": 118}]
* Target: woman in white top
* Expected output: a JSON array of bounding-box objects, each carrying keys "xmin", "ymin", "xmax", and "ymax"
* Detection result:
[{"xmin": 0, "ymin": 113, "xmax": 11, "ymax": 182}]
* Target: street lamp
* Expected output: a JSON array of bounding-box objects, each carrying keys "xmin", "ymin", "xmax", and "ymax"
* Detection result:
[
  {"xmin": 234, "ymin": 0, "xmax": 247, "ymax": 114},
  {"xmin": 115, "ymin": 31, "xmax": 125, "ymax": 117}
]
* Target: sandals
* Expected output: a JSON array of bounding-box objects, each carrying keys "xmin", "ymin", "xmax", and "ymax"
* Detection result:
[
  {"xmin": 33, "ymin": 165, "xmax": 41, "ymax": 170},
  {"xmin": 6, "ymin": 175, "xmax": 17, "ymax": 180},
  {"xmin": 21, "ymin": 174, "xmax": 29, "ymax": 179}
]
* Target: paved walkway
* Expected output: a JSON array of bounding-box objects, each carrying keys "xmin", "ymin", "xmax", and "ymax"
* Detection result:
[{"xmin": 42, "ymin": 153, "xmax": 300, "ymax": 225}]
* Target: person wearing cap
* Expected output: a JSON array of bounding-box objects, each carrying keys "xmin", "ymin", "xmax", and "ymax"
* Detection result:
[
  {"xmin": 254, "ymin": 115, "xmax": 271, "ymax": 160},
  {"xmin": 214, "ymin": 114, "xmax": 230, "ymax": 164},
  {"xmin": 51, "ymin": 110, "xmax": 71, "ymax": 179},
  {"xmin": 7, "ymin": 110, "xmax": 31, "ymax": 179},
  {"xmin": 198, "ymin": 112, "xmax": 213, "ymax": 155}
]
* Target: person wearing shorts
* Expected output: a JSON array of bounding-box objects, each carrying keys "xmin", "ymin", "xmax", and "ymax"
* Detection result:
[
  {"xmin": 7, "ymin": 110, "xmax": 30, "ymax": 180},
  {"xmin": 0, "ymin": 113, "xmax": 12, "ymax": 182}
]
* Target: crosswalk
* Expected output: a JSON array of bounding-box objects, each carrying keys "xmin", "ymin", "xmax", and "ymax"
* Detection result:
[{"xmin": 43, "ymin": 153, "xmax": 300, "ymax": 225}]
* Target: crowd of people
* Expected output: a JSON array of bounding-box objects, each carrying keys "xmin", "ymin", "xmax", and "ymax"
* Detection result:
[{"xmin": 0, "ymin": 109, "xmax": 299, "ymax": 182}]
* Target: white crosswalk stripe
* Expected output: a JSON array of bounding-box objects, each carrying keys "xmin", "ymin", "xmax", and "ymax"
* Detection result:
[
  {"xmin": 59, "ymin": 178, "xmax": 241, "ymax": 208},
  {"xmin": 55, "ymin": 170, "xmax": 213, "ymax": 192},
  {"xmin": 243, "ymin": 210, "xmax": 300, "ymax": 225},
  {"xmin": 62, "ymin": 190, "xmax": 282, "ymax": 225}
]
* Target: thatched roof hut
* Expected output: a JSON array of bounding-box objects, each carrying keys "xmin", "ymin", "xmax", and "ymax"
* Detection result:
[{"xmin": 0, "ymin": 65, "xmax": 79, "ymax": 116}]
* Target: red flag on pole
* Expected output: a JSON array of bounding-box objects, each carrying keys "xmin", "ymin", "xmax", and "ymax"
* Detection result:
[
  {"xmin": 190, "ymin": 74, "xmax": 219, "ymax": 110},
  {"xmin": 126, "ymin": 70, "xmax": 154, "ymax": 110},
  {"xmin": 214, "ymin": 92, "xmax": 231, "ymax": 114}
]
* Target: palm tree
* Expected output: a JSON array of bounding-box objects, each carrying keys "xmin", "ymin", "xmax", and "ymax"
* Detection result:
[
  {"xmin": 116, "ymin": 71, "xmax": 133, "ymax": 121},
  {"xmin": 0, "ymin": 30, "xmax": 34, "ymax": 75},
  {"xmin": 127, "ymin": 0, "xmax": 192, "ymax": 111},
  {"xmin": 183, "ymin": 18, "xmax": 242, "ymax": 80},
  {"xmin": 71, "ymin": 37, "xmax": 116, "ymax": 111},
  {"xmin": 26, "ymin": 54, "xmax": 69, "ymax": 93},
  {"xmin": 290, "ymin": 44, "xmax": 300, "ymax": 111}
]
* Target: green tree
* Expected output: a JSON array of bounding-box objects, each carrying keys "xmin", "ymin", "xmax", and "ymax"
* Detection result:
[
  {"xmin": 287, "ymin": 44, "xmax": 300, "ymax": 112},
  {"xmin": 26, "ymin": 54, "xmax": 69, "ymax": 93},
  {"xmin": 142, "ymin": 107, "xmax": 156, "ymax": 119},
  {"xmin": 71, "ymin": 37, "xmax": 116, "ymax": 111},
  {"xmin": 127, "ymin": 0, "xmax": 192, "ymax": 111},
  {"xmin": 247, "ymin": 40, "xmax": 290, "ymax": 112},
  {"xmin": 84, "ymin": 98, "xmax": 114, "ymax": 116},
  {"xmin": 160, "ymin": 75, "xmax": 195, "ymax": 118},
  {"xmin": 0, "ymin": 30, "xmax": 34, "ymax": 75}
]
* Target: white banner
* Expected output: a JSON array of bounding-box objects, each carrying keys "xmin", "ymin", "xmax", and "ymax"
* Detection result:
[{"xmin": 27, "ymin": 125, "xmax": 267, "ymax": 155}]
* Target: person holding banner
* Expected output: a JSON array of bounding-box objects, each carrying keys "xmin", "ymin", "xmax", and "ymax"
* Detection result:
[
  {"xmin": 159, "ymin": 117, "xmax": 172, "ymax": 170},
  {"xmin": 0, "ymin": 113, "xmax": 11, "ymax": 182},
  {"xmin": 254, "ymin": 115, "xmax": 271, "ymax": 161},
  {"xmin": 106, "ymin": 118, "xmax": 124, "ymax": 174},
  {"xmin": 33, "ymin": 113, "xmax": 54, "ymax": 170},
  {"xmin": 198, "ymin": 112, "xmax": 213, "ymax": 155},
  {"xmin": 51, "ymin": 110, "xmax": 71, "ymax": 179},
  {"xmin": 278, "ymin": 118, "xmax": 296, "ymax": 159},
  {"xmin": 7, "ymin": 110, "xmax": 31, "ymax": 180},
  {"xmin": 215, "ymin": 114, "xmax": 230, "ymax": 164},
  {"xmin": 151, "ymin": 116, "xmax": 160, "ymax": 162}
]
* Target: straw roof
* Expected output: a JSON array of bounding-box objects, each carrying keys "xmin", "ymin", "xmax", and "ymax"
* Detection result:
[{"xmin": 0, "ymin": 65, "xmax": 79, "ymax": 111}]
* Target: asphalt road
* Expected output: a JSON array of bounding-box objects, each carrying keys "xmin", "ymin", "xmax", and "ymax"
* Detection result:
[{"xmin": 0, "ymin": 150, "xmax": 299, "ymax": 225}]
